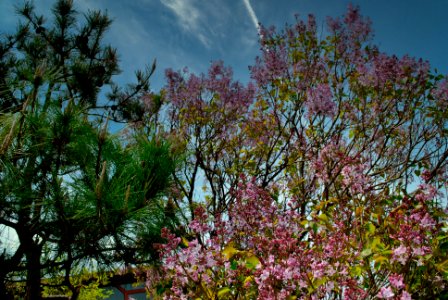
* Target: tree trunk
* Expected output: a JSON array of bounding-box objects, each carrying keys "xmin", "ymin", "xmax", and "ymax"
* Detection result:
[
  {"xmin": 70, "ymin": 286, "xmax": 81, "ymax": 300},
  {"xmin": 24, "ymin": 243, "xmax": 42, "ymax": 300}
]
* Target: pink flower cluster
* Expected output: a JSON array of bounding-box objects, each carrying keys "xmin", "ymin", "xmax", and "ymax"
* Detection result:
[
  {"xmin": 312, "ymin": 141, "xmax": 346, "ymax": 183},
  {"xmin": 151, "ymin": 176, "xmax": 446, "ymax": 299},
  {"xmin": 305, "ymin": 83, "xmax": 336, "ymax": 118},
  {"xmin": 165, "ymin": 61, "xmax": 255, "ymax": 116},
  {"xmin": 388, "ymin": 193, "xmax": 439, "ymax": 271},
  {"xmin": 341, "ymin": 163, "xmax": 371, "ymax": 194},
  {"xmin": 326, "ymin": 4, "xmax": 372, "ymax": 60},
  {"xmin": 356, "ymin": 52, "xmax": 430, "ymax": 89},
  {"xmin": 433, "ymin": 78, "xmax": 448, "ymax": 109},
  {"xmin": 376, "ymin": 274, "xmax": 411, "ymax": 299}
]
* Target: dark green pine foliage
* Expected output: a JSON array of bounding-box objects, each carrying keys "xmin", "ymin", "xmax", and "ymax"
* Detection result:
[{"xmin": 0, "ymin": 1, "xmax": 176, "ymax": 299}]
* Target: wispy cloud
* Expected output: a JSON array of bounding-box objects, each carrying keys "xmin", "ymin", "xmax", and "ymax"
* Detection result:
[
  {"xmin": 160, "ymin": 0, "xmax": 210, "ymax": 48},
  {"xmin": 242, "ymin": 0, "xmax": 260, "ymax": 34}
]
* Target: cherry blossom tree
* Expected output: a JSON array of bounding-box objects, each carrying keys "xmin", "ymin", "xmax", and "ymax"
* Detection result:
[{"xmin": 141, "ymin": 4, "xmax": 448, "ymax": 299}]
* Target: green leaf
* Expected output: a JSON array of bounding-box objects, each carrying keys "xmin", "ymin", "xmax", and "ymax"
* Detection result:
[
  {"xmin": 365, "ymin": 222, "xmax": 376, "ymax": 235},
  {"xmin": 243, "ymin": 276, "xmax": 253, "ymax": 285},
  {"xmin": 245, "ymin": 255, "xmax": 260, "ymax": 270},
  {"xmin": 436, "ymin": 260, "xmax": 448, "ymax": 272},
  {"xmin": 361, "ymin": 248, "xmax": 372, "ymax": 258},
  {"xmin": 349, "ymin": 129, "xmax": 356, "ymax": 139},
  {"xmin": 217, "ymin": 287, "xmax": 231, "ymax": 297},
  {"xmin": 318, "ymin": 213, "xmax": 329, "ymax": 222},
  {"xmin": 351, "ymin": 265, "xmax": 363, "ymax": 277},
  {"xmin": 371, "ymin": 237, "xmax": 384, "ymax": 252},
  {"xmin": 312, "ymin": 222, "xmax": 318, "ymax": 234},
  {"xmin": 222, "ymin": 242, "xmax": 239, "ymax": 260},
  {"xmin": 230, "ymin": 260, "xmax": 238, "ymax": 270},
  {"xmin": 373, "ymin": 255, "xmax": 389, "ymax": 269}
]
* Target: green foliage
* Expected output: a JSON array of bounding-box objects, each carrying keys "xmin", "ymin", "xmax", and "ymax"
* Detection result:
[{"xmin": 0, "ymin": 1, "xmax": 178, "ymax": 298}]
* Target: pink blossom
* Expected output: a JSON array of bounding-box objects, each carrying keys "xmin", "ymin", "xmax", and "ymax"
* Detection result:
[
  {"xmin": 341, "ymin": 163, "xmax": 371, "ymax": 194},
  {"xmin": 433, "ymin": 78, "xmax": 448, "ymax": 109},
  {"xmin": 188, "ymin": 206, "xmax": 211, "ymax": 234},
  {"xmin": 420, "ymin": 213, "xmax": 436, "ymax": 228},
  {"xmin": 326, "ymin": 4, "xmax": 372, "ymax": 61},
  {"xmin": 412, "ymin": 246, "xmax": 430, "ymax": 256},
  {"xmin": 377, "ymin": 286, "xmax": 395, "ymax": 299},
  {"xmin": 312, "ymin": 141, "xmax": 346, "ymax": 182},
  {"xmin": 389, "ymin": 273, "xmax": 405, "ymax": 289},
  {"xmin": 305, "ymin": 83, "xmax": 336, "ymax": 117},
  {"xmin": 343, "ymin": 4, "xmax": 372, "ymax": 38},
  {"xmin": 400, "ymin": 291, "xmax": 412, "ymax": 300},
  {"xmin": 415, "ymin": 184, "xmax": 439, "ymax": 202},
  {"xmin": 392, "ymin": 245, "xmax": 409, "ymax": 265},
  {"xmin": 421, "ymin": 170, "xmax": 432, "ymax": 183},
  {"xmin": 249, "ymin": 25, "xmax": 289, "ymax": 86}
]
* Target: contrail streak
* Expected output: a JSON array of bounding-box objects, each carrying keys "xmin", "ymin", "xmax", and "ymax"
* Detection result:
[{"xmin": 242, "ymin": 0, "xmax": 260, "ymax": 34}]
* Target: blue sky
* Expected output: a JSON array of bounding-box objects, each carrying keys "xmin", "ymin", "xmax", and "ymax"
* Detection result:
[{"xmin": 0, "ymin": 0, "xmax": 447, "ymax": 91}]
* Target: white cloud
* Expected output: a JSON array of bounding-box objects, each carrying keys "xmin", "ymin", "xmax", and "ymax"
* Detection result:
[
  {"xmin": 160, "ymin": 0, "xmax": 210, "ymax": 48},
  {"xmin": 242, "ymin": 0, "xmax": 260, "ymax": 34}
]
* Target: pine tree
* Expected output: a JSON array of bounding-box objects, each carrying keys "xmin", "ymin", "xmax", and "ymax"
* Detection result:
[{"xmin": 0, "ymin": 1, "xmax": 176, "ymax": 298}]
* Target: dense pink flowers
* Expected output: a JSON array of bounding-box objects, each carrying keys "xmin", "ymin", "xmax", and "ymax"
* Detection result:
[
  {"xmin": 341, "ymin": 163, "xmax": 371, "ymax": 194},
  {"xmin": 400, "ymin": 291, "xmax": 412, "ymax": 300},
  {"xmin": 327, "ymin": 4, "xmax": 372, "ymax": 59},
  {"xmin": 305, "ymin": 83, "xmax": 336, "ymax": 117},
  {"xmin": 377, "ymin": 286, "xmax": 395, "ymax": 299},
  {"xmin": 389, "ymin": 274, "xmax": 405, "ymax": 289},
  {"xmin": 150, "ymin": 177, "xmax": 445, "ymax": 299},
  {"xmin": 313, "ymin": 141, "xmax": 346, "ymax": 182},
  {"xmin": 391, "ymin": 244, "xmax": 409, "ymax": 265},
  {"xmin": 188, "ymin": 206, "xmax": 210, "ymax": 234},
  {"xmin": 165, "ymin": 61, "xmax": 255, "ymax": 114},
  {"xmin": 415, "ymin": 184, "xmax": 439, "ymax": 202},
  {"xmin": 356, "ymin": 52, "xmax": 430, "ymax": 89},
  {"xmin": 249, "ymin": 25, "xmax": 289, "ymax": 86},
  {"xmin": 433, "ymin": 78, "xmax": 448, "ymax": 108}
]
